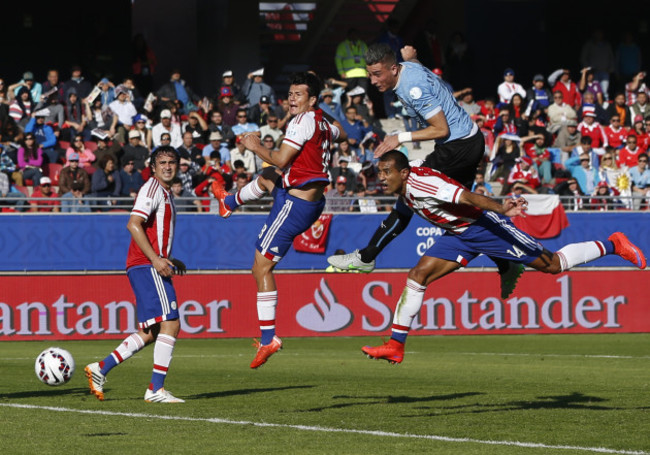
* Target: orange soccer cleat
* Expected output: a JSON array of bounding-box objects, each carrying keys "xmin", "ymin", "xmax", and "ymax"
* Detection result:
[
  {"xmin": 609, "ymin": 232, "xmax": 646, "ymax": 269},
  {"xmin": 250, "ymin": 336, "xmax": 283, "ymax": 369},
  {"xmin": 361, "ymin": 339, "xmax": 404, "ymax": 364}
]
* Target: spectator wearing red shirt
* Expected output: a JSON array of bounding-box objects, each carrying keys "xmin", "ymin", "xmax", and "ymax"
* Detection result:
[
  {"xmin": 629, "ymin": 115, "xmax": 650, "ymax": 152},
  {"xmin": 577, "ymin": 108, "xmax": 608, "ymax": 150},
  {"xmin": 506, "ymin": 155, "xmax": 541, "ymax": 194},
  {"xmin": 29, "ymin": 176, "xmax": 60, "ymax": 212},
  {"xmin": 618, "ymin": 134, "xmax": 643, "ymax": 168},
  {"xmin": 604, "ymin": 114, "xmax": 628, "ymax": 149},
  {"xmin": 550, "ymin": 68, "xmax": 581, "ymax": 109}
]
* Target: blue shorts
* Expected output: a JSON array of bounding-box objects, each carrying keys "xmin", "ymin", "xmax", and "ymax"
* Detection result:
[
  {"xmin": 426, "ymin": 211, "xmax": 544, "ymax": 266},
  {"xmin": 255, "ymin": 186, "xmax": 325, "ymax": 262},
  {"xmin": 127, "ymin": 265, "xmax": 179, "ymax": 329}
]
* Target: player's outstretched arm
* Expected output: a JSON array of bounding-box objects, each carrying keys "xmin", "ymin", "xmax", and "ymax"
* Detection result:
[
  {"xmin": 459, "ymin": 190, "xmax": 527, "ymax": 218},
  {"xmin": 375, "ymin": 110, "xmax": 450, "ymax": 158}
]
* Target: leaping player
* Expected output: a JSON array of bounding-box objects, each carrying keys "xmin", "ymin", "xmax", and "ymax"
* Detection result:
[
  {"xmin": 360, "ymin": 150, "xmax": 646, "ymax": 364},
  {"xmin": 212, "ymin": 72, "xmax": 347, "ymax": 368}
]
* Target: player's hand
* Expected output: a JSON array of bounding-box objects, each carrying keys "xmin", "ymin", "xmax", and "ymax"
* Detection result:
[
  {"xmin": 503, "ymin": 196, "xmax": 528, "ymax": 218},
  {"xmin": 170, "ymin": 258, "xmax": 187, "ymax": 276},
  {"xmin": 241, "ymin": 132, "xmax": 260, "ymax": 150},
  {"xmin": 400, "ymin": 45, "xmax": 417, "ymax": 62},
  {"xmin": 153, "ymin": 257, "xmax": 175, "ymax": 278},
  {"xmin": 374, "ymin": 134, "xmax": 400, "ymax": 158}
]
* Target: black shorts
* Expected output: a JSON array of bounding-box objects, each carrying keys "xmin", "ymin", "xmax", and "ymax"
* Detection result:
[{"xmin": 422, "ymin": 132, "xmax": 485, "ymax": 188}]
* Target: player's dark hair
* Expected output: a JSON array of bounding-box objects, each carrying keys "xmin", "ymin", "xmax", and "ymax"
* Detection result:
[
  {"xmin": 366, "ymin": 43, "xmax": 397, "ymax": 66},
  {"xmin": 289, "ymin": 72, "xmax": 322, "ymax": 99},
  {"xmin": 379, "ymin": 150, "xmax": 410, "ymax": 171},
  {"xmin": 150, "ymin": 145, "xmax": 180, "ymax": 171}
]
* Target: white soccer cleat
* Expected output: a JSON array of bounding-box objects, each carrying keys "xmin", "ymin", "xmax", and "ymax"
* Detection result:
[
  {"xmin": 144, "ymin": 387, "xmax": 185, "ymax": 403},
  {"xmin": 327, "ymin": 249, "xmax": 375, "ymax": 273},
  {"xmin": 84, "ymin": 362, "xmax": 106, "ymax": 401}
]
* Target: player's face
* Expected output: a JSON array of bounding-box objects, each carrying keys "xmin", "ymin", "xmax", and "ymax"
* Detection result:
[
  {"xmin": 367, "ymin": 61, "xmax": 398, "ymax": 92},
  {"xmin": 287, "ymin": 84, "xmax": 315, "ymax": 115},
  {"xmin": 378, "ymin": 159, "xmax": 408, "ymax": 195},
  {"xmin": 153, "ymin": 152, "xmax": 178, "ymax": 186}
]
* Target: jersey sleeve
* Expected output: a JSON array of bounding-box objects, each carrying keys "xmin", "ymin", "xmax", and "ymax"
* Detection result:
[
  {"xmin": 131, "ymin": 181, "xmax": 159, "ymax": 221},
  {"xmin": 402, "ymin": 65, "xmax": 442, "ymax": 121},
  {"xmin": 283, "ymin": 113, "xmax": 316, "ymax": 150},
  {"xmin": 329, "ymin": 122, "xmax": 341, "ymax": 142},
  {"xmin": 408, "ymin": 168, "xmax": 465, "ymax": 203}
]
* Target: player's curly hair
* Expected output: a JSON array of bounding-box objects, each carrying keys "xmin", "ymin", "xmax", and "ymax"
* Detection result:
[
  {"xmin": 150, "ymin": 145, "xmax": 180, "ymax": 171},
  {"xmin": 289, "ymin": 71, "xmax": 322, "ymax": 99}
]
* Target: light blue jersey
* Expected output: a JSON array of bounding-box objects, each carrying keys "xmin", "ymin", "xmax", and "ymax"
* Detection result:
[{"xmin": 394, "ymin": 61, "xmax": 473, "ymax": 143}]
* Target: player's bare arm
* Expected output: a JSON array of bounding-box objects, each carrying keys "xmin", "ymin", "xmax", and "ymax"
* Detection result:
[
  {"xmin": 459, "ymin": 190, "xmax": 527, "ymax": 218},
  {"xmin": 375, "ymin": 110, "xmax": 450, "ymax": 157},
  {"xmin": 242, "ymin": 133, "xmax": 300, "ymax": 168},
  {"xmin": 400, "ymin": 45, "xmax": 420, "ymax": 63},
  {"xmin": 127, "ymin": 214, "xmax": 175, "ymax": 277}
]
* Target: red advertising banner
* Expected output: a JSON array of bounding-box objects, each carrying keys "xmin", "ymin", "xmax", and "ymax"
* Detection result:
[{"xmin": 1, "ymin": 271, "xmax": 648, "ymax": 340}]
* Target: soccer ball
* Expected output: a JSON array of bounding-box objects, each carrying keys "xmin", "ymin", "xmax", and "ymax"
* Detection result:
[{"xmin": 34, "ymin": 347, "xmax": 75, "ymax": 386}]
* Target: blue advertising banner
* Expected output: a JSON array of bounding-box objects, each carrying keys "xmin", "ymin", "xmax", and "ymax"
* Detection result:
[{"xmin": 0, "ymin": 212, "xmax": 648, "ymax": 271}]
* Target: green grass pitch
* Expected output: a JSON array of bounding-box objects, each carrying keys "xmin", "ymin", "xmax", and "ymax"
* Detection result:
[{"xmin": 1, "ymin": 334, "xmax": 649, "ymax": 454}]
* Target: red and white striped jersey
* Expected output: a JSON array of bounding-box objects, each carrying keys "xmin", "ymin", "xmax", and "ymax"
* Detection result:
[
  {"xmin": 281, "ymin": 108, "xmax": 340, "ymax": 188},
  {"xmin": 400, "ymin": 167, "xmax": 483, "ymax": 234},
  {"xmin": 126, "ymin": 177, "xmax": 176, "ymax": 269}
]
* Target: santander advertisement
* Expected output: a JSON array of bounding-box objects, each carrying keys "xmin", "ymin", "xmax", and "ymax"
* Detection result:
[{"xmin": 2, "ymin": 271, "xmax": 648, "ymax": 340}]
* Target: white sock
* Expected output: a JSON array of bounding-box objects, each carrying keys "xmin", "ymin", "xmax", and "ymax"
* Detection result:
[
  {"xmin": 257, "ymin": 291, "xmax": 278, "ymax": 323},
  {"xmin": 557, "ymin": 241, "xmax": 607, "ymax": 272},
  {"xmin": 152, "ymin": 334, "xmax": 176, "ymax": 380},
  {"xmin": 393, "ymin": 279, "xmax": 426, "ymax": 328},
  {"xmin": 112, "ymin": 333, "xmax": 145, "ymax": 363},
  {"xmin": 235, "ymin": 178, "xmax": 266, "ymax": 206}
]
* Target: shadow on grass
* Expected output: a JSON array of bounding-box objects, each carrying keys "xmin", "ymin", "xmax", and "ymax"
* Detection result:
[
  {"xmin": 186, "ymin": 385, "xmax": 315, "ymax": 400},
  {"xmin": 0, "ymin": 387, "xmax": 88, "ymax": 399},
  {"xmin": 299, "ymin": 392, "xmax": 483, "ymax": 412},
  {"xmin": 405, "ymin": 391, "xmax": 618, "ymax": 417}
]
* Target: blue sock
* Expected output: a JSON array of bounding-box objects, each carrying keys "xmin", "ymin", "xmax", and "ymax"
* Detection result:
[
  {"xmin": 224, "ymin": 194, "xmax": 238, "ymax": 210},
  {"xmin": 261, "ymin": 328, "xmax": 275, "ymax": 345},
  {"xmin": 150, "ymin": 372, "xmax": 166, "ymax": 392},
  {"xmin": 99, "ymin": 355, "xmax": 117, "ymax": 375},
  {"xmin": 604, "ymin": 240, "xmax": 614, "ymax": 255},
  {"xmin": 391, "ymin": 331, "xmax": 408, "ymax": 344}
]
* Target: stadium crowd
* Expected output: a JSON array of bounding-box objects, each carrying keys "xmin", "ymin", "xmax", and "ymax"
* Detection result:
[{"xmin": 1, "ymin": 28, "xmax": 649, "ymax": 213}]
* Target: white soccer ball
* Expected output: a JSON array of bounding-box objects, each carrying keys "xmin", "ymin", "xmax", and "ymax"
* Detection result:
[{"xmin": 35, "ymin": 347, "xmax": 75, "ymax": 386}]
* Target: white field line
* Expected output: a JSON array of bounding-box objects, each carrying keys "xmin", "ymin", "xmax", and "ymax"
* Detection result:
[{"xmin": 0, "ymin": 403, "xmax": 646, "ymax": 455}]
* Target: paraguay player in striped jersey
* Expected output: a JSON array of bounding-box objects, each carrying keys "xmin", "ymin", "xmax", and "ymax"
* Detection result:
[
  {"xmin": 212, "ymin": 72, "xmax": 347, "ymax": 368},
  {"xmin": 85, "ymin": 146, "xmax": 187, "ymax": 403},
  {"xmin": 361, "ymin": 150, "xmax": 646, "ymax": 365}
]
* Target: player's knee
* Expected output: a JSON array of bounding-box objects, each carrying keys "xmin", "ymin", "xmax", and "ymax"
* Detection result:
[{"xmin": 407, "ymin": 266, "xmax": 428, "ymax": 285}]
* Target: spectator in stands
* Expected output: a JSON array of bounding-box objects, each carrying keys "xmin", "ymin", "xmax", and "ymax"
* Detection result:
[
  {"xmin": 458, "ymin": 89, "xmax": 481, "ymax": 117},
  {"xmin": 24, "ymin": 110, "xmax": 58, "ymax": 164},
  {"xmin": 471, "ymin": 170, "xmax": 493, "ymax": 195},
  {"xmin": 90, "ymin": 154, "xmax": 122, "ymax": 209},
  {"xmin": 66, "ymin": 134, "xmax": 96, "ymax": 171},
  {"xmin": 91, "ymin": 133, "xmax": 122, "ymax": 171},
  {"xmin": 156, "ymin": 69, "xmax": 200, "ymax": 114},
  {"xmin": 108, "ymin": 84, "xmax": 137, "ymax": 144},
  {"xmin": 131, "ymin": 113, "xmax": 152, "ymax": 150},
  {"xmin": 122, "ymin": 130, "xmax": 149, "ymax": 172},
  {"xmin": 505, "ymin": 156, "xmax": 540, "ymax": 195},
  {"xmin": 219, "ymin": 70, "xmax": 244, "ymax": 105},
  {"xmin": 119, "ymin": 156, "xmax": 145, "ymax": 199},
  {"xmin": 30, "ymin": 176, "xmax": 59, "ymax": 212},
  {"xmin": 577, "ymin": 91, "xmax": 607, "ymax": 125},
  {"xmin": 493, "ymin": 109, "xmax": 518, "ymax": 137},
  {"xmin": 349, "ymin": 183, "xmax": 379, "ymax": 212},
  {"xmin": 570, "ymin": 136, "xmax": 599, "ymax": 165},
  {"xmin": 170, "ymin": 176, "xmax": 201, "ymax": 213},
  {"xmin": 248, "ymin": 95, "xmax": 273, "ymax": 127},
  {"xmin": 9, "ymin": 86, "xmax": 33, "ymax": 128},
  {"xmin": 341, "ymin": 105, "xmax": 371, "ymax": 153},
  {"xmin": 9, "ymin": 71, "xmax": 41, "ymax": 106},
  {"xmin": 629, "ymin": 115, "xmax": 650, "ymax": 152},
  {"xmin": 565, "ymin": 152, "xmax": 601, "ymax": 195},
  {"xmin": 207, "ymin": 110, "xmax": 235, "ymax": 146},
  {"xmin": 63, "ymin": 87, "xmax": 87, "ymax": 142},
  {"xmin": 629, "ymin": 152, "xmax": 650, "ymax": 209},
  {"xmin": 60, "ymin": 181, "xmax": 91, "ymax": 213},
  {"xmin": 0, "ymin": 171, "xmax": 27, "ymax": 210},
  {"xmin": 217, "ymin": 86, "xmax": 238, "ymax": 127},
  {"xmin": 231, "ymin": 108, "xmax": 260, "ymax": 141},
  {"xmin": 202, "ymin": 131, "xmax": 231, "ymax": 168},
  {"xmin": 598, "ymin": 149, "xmax": 626, "ymax": 190},
  {"xmin": 554, "ymin": 177, "xmax": 585, "ymax": 211},
  {"xmin": 0, "ymin": 145, "xmax": 20, "ymax": 185},
  {"xmin": 258, "ymin": 114, "xmax": 283, "ymax": 148},
  {"xmin": 41, "ymin": 69, "xmax": 65, "ymax": 104},
  {"xmin": 489, "ymin": 134, "xmax": 522, "ymax": 182},
  {"xmin": 588, "ymin": 181, "xmax": 618, "ymax": 211},
  {"xmin": 346, "ymin": 86, "xmax": 374, "ymax": 125},
  {"xmin": 624, "ymin": 71, "xmax": 648, "ymax": 105},
  {"xmin": 229, "ymin": 137, "xmax": 257, "ymax": 178},
  {"xmin": 97, "ymin": 77, "xmax": 116, "ymax": 106},
  {"xmin": 547, "ymin": 90, "xmax": 577, "ymax": 134},
  {"xmin": 606, "ymin": 92, "xmax": 628, "ymax": 126},
  {"xmin": 335, "ymin": 28, "xmax": 369, "ymax": 92},
  {"xmin": 553, "ymin": 119, "xmax": 582, "ymax": 163},
  {"xmin": 184, "ymin": 110, "xmax": 209, "ymax": 145},
  {"xmin": 325, "ymin": 176, "xmax": 353, "ymax": 212},
  {"xmin": 242, "ymin": 68, "xmax": 276, "ymax": 109},
  {"xmin": 152, "ymin": 109, "xmax": 182, "ymax": 149},
  {"xmin": 549, "ymin": 68, "xmax": 581, "ymax": 109},
  {"xmin": 176, "ymin": 131, "xmax": 202, "ymax": 163},
  {"xmin": 578, "ymin": 109, "xmax": 608, "ymax": 153},
  {"xmin": 525, "ymin": 74, "xmax": 552, "ymax": 117},
  {"xmin": 17, "ymin": 133, "xmax": 43, "ymax": 186},
  {"xmin": 35, "ymin": 92, "xmax": 65, "ymax": 130},
  {"xmin": 85, "ymin": 97, "xmax": 113, "ymax": 140},
  {"xmin": 629, "ymin": 90, "xmax": 650, "ymax": 125},
  {"xmin": 63, "ymin": 65, "xmax": 93, "ymax": 100},
  {"xmin": 330, "ymin": 156, "xmax": 357, "ymax": 194},
  {"xmin": 523, "ymin": 133, "xmax": 553, "ymax": 184},
  {"xmin": 619, "ymin": 134, "xmax": 643, "ymax": 168},
  {"xmin": 331, "ymin": 139, "xmax": 358, "ymax": 166},
  {"xmin": 497, "ymin": 68, "xmax": 526, "ymax": 107},
  {"xmin": 358, "ymin": 161, "xmax": 382, "ymax": 196},
  {"xmin": 58, "ymin": 152, "xmax": 90, "ymax": 195},
  {"xmin": 604, "ymin": 114, "xmax": 628, "ymax": 149},
  {"xmin": 579, "ymin": 67, "xmax": 605, "ymax": 106},
  {"xmin": 177, "ymin": 157, "xmax": 199, "ymax": 192},
  {"xmin": 319, "ymin": 88, "xmax": 345, "ymax": 124}
]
